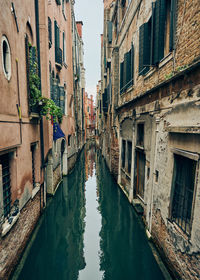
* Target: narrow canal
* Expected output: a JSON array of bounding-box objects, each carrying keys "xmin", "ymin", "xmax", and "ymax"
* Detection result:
[{"xmin": 16, "ymin": 145, "xmax": 165, "ymax": 280}]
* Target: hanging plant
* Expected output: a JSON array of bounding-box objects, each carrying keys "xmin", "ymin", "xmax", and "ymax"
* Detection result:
[{"xmin": 28, "ymin": 46, "xmax": 63, "ymax": 123}]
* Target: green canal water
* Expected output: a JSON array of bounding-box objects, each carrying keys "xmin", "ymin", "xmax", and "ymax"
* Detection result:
[{"xmin": 16, "ymin": 146, "xmax": 165, "ymax": 280}]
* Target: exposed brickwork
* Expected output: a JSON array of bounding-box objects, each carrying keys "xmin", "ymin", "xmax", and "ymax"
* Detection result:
[
  {"xmin": 0, "ymin": 190, "xmax": 43, "ymax": 280},
  {"xmin": 152, "ymin": 209, "xmax": 200, "ymax": 280}
]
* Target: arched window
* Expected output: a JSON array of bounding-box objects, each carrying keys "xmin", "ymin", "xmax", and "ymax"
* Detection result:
[{"xmin": 1, "ymin": 36, "xmax": 11, "ymax": 80}]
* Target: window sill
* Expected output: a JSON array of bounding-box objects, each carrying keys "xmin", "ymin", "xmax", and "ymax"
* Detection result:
[
  {"xmin": 121, "ymin": 168, "xmax": 131, "ymax": 179},
  {"xmin": 159, "ymin": 52, "xmax": 173, "ymax": 69},
  {"xmin": 135, "ymin": 145, "xmax": 144, "ymax": 151},
  {"xmin": 167, "ymin": 219, "xmax": 190, "ymax": 241},
  {"xmin": 63, "ymin": 62, "xmax": 68, "ymax": 69},
  {"xmin": 120, "ymin": 84, "xmax": 134, "ymax": 96},
  {"xmin": 32, "ymin": 184, "xmax": 40, "ymax": 199},
  {"xmin": 1, "ymin": 212, "xmax": 20, "ymax": 237}
]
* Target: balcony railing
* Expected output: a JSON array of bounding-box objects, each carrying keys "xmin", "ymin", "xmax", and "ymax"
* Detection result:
[{"xmin": 55, "ymin": 47, "xmax": 62, "ymax": 68}]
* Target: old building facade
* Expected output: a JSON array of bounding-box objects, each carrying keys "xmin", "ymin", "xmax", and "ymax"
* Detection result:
[
  {"xmin": 0, "ymin": 0, "xmax": 85, "ymax": 278},
  {"xmin": 99, "ymin": 0, "xmax": 200, "ymax": 279}
]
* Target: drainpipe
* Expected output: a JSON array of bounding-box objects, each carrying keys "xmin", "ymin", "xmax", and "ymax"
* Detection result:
[{"xmin": 35, "ymin": 0, "xmax": 45, "ymax": 212}]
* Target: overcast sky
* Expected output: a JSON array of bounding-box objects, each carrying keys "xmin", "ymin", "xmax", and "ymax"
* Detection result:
[{"xmin": 74, "ymin": 0, "xmax": 104, "ymax": 101}]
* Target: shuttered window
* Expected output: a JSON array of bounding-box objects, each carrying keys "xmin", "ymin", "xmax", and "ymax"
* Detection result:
[
  {"xmin": 153, "ymin": 0, "xmax": 166, "ymax": 64},
  {"xmin": 54, "ymin": 20, "xmax": 60, "ymax": 49},
  {"xmin": 48, "ymin": 17, "xmax": 52, "ymax": 48},
  {"xmin": 139, "ymin": 21, "xmax": 151, "ymax": 75},
  {"xmin": 120, "ymin": 44, "xmax": 134, "ymax": 94},
  {"xmin": 169, "ymin": 0, "xmax": 176, "ymax": 51},
  {"xmin": 103, "ymin": 89, "xmax": 108, "ymax": 113},
  {"xmin": 108, "ymin": 21, "xmax": 112, "ymax": 44},
  {"xmin": 120, "ymin": 61, "xmax": 124, "ymax": 94}
]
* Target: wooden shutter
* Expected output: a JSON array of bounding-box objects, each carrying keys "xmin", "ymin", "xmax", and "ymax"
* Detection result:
[
  {"xmin": 126, "ymin": 50, "xmax": 131, "ymax": 87},
  {"xmin": 131, "ymin": 44, "xmax": 134, "ymax": 85},
  {"xmin": 120, "ymin": 61, "xmax": 124, "ymax": 93},
  {"xmin": 54, "ymin": 20, "xmax": 59, "ymax": 48},
  {"xmin": 48, "ymin": 17, "xmax": 52, "ymax": 47},
  {"xmin": 123, "ymin": 52, "xmax": 128, "ymax": 90},
  {"xmin": 108, "ymin": 21, "xmax": 112, "ymax": 44},
  {"xmin": 169, "ymin": 0, "xmax": 176, "ymax": 51},
  {"xmin": 153, "ymin": 0, "xmax": 166, "ymax": 64},
  {"xmin": 139, "ymin": 23, "xmax": 150, "ymax": 75},
  {"xmin": 139, "ymin": 24, "xmax": 144, "ymax": 74}
]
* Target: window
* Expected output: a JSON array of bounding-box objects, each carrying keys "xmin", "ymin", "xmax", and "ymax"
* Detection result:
[
  {"xmin": 54, "ymin": 21, "xmax": 62, "ymax": 66},
  {"xmin": 138, "ymin": 0, "xmax": 176, "ymax": 75},
  {"xmin": 48, "ymin": 17, "xmax": 52, "ymax": 48},
  {"xmin": 25, "ymin": 35, "xmax": 40, "ymax": 113},
  {"xmin": 139, "ymin": 19, "xmax": 151, "ymax": 75},
  {"xmin": 63, "ymin": 32, "xmax": 66, "ymax": 64},
  {"xmin": 137, "ymin": 123, "xmax": 144, "ymax": 147},
  {"xmin": 120, "ymin": 44, "xmax": 134, "ymax": 94},
  {"xmin": 0, "ymin": 154, "xmax": 11, "ymax": 217},
  {"xmin": 1, "ymin": 36, "xmax": 11, "ymax": 80},
  {"xmin": 121, "ymin": 139, "xmax": 126, "ymax": 169},
  {"xmin": 171, "ymin": 154, "xmax": 196, "ymax": 235},
  {"xmin": 31, "ymin": 144, "xmax": 36, "ymax": 189},
  {"xmin": 107, "ymin": 21, "xmax": 112, "ymax": 44},
  {"xmin": 55, "ymin": 0, "xmax": 61, "ymax": 5},
  {"xmin": 62, "ymin": 0, "xmax": 66, "ymax": 19},
  {"xmin": 127, "ymin": 141, "xmax": 132, "ymax": 174},
  {"xmin": 68, "ymin": 135, "xmax": 71, "ymax": 146}
]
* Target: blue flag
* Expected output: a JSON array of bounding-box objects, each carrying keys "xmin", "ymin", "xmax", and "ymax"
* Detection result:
[{"xmin": 53, "ymin": 122, "xmax": 65, "ymax": 141}]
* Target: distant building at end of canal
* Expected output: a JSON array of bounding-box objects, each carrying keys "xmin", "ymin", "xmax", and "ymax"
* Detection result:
[
  {"xmin": 0, "ymin": 1, "xmax": 85, "ymax": 279},
  {"xmin": 96, "ymin": 0, "xmax": 200, "ymax": 279}
]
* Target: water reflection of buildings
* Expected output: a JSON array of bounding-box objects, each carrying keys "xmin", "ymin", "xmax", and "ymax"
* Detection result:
[
  {"xmin": 18, "ymin": 152, "xmax": 87, "ymax": 280},
  {"xmin": 95, "ymin": 152, "xmax": 165, "ymax": 280},
  {"xmin": 85, "ymin": 144, "xmax": 96, "ymax": 180}
]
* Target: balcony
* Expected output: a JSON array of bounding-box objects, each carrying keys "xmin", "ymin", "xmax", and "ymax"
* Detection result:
[{"xmin": 55, "ymin": 47, "xmax": 62, "ymax": 69}]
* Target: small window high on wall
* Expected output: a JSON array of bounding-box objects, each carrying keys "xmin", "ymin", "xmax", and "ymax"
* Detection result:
[{"xmin": 1, "ymin": 36, "xmax": 11, "ymax": 80}]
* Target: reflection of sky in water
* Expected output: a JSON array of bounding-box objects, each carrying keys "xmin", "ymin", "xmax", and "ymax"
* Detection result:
[
  {"xmin": 17, "ymin": 146, "xmax": 165, "ymax": 280},
  {"xmin": 78, "ymin": 175, "xmax": 103, "ymax": 280}
]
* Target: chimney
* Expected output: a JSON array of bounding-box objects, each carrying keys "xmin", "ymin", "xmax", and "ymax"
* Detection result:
[{"xmin": 76, "ymin": 21, "xmax": 83, "ymax": 38}]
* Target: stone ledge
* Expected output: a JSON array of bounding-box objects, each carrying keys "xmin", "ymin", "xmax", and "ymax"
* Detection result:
[{"xmin": 1, "ymin": 212, "xmax": 20, "ymax": 237}]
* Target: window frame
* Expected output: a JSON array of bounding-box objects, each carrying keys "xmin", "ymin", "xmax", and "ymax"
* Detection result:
[
  {"xmin": 170, "ymin": 150, "xmax": 198, "ymax": 236},
  {"xmin": 1, "ymin": 36, "xmax": 11, "ymax": 81}
]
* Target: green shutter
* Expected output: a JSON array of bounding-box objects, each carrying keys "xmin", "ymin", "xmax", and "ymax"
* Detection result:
[
  {"xmin": 169, "ymin": 0, "xmax": 176, "ymax": 51},
  {"xmin": 131, "ymin": 44, "xmax": 134, "ymax": 85},
  {"xmin": 139, "ymin": 22, "xmax": 150, "ymax": 75},
  {"xmin": 120, "ymin": 61, "xmax": 124, "ymax": 93},
  {"xmin": 126, "ymin": 50, "xmax": 131, "ymax": 87},
  {"xmin": 108, "ymin": 21, "xmax": 112, "ymax": 44},
  {"xmin": 54, "ymin": 20, "xmax": 60, "ymax": 49},
  {"xmin": 153, "ymin": 0, "xmax": 166, "ymax": 64},
  {"xmin": 123, "ymin": 52, "xmax": 128, "ymax": 90},
  {"xmin": 139, "ymin": 24, "xmax": 144, "ymax": 74}
]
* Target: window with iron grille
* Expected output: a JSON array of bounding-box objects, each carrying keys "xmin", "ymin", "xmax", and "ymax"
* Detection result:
[
  {"xmin": 171, "ymin": 154, "xmax": 196, "ymax": 235},
  {"xmin": 0, "ymin": 154, "xmax": 11, "ymax": 217},
  {"xmin": 121, "ymin": 139, "xmax": 126, "ymax": 169}
]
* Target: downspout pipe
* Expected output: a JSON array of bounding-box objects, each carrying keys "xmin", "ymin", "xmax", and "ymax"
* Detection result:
[{"xmin": 35, "ymin": 0, "xmax": 45, "ymax": 211}]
